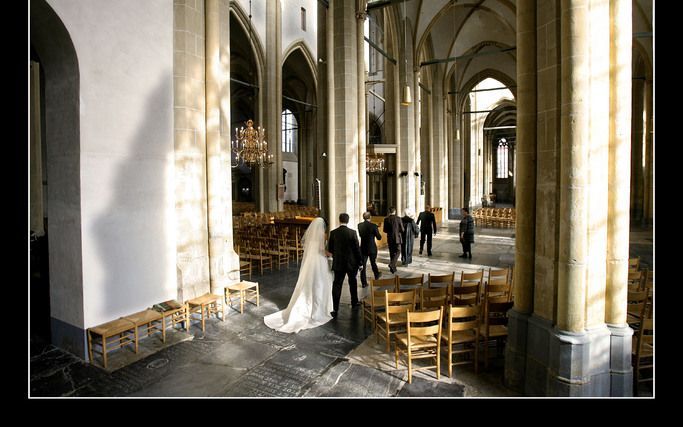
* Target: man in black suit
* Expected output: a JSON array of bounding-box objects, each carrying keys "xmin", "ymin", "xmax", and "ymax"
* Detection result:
[
  {"xmin": 416, "ymin": 205, "xmax": 438, "ymax": 256},
  {"xmin": 383, "ymin": 207, "xmax": 404, "ymax": 274},
  {"xmin": 358, "ymin": 211, "xmax": 382, "ymax": 288},
  {"xmin": 327, "ymin": 213, "xmax": 363, "ymax": 318}
]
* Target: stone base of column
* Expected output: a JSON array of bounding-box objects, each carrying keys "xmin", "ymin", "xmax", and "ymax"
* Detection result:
[
  {"xmin": 504, "ymin": 308, "xmax": 530, "ymax": 393},
  {"xmin": 607, "ymin": 323, "xmax": 634, "ymax": 397},
  {"xmin": 522, "ymin": 315, "xmax": 615, "ymax": 396}
]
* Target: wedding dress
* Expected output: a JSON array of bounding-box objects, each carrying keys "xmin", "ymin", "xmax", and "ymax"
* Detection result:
[{"xmin": 264, "ymin": 217, "xmax": 334, "ymax": 333}]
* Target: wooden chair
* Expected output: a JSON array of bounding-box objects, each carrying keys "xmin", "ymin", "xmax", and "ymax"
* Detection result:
[
  {"xmin": 225, "ymin": 280, "xmax": 260, "ymax": 314},
  {"xmin": 442, "ymin": 304, "xmax": 480, "ymax": 377},
  {"xmin": 427, "ymin": 272, "xmax": 455, "ymax": 304},
  {"xmin": 421, "ymin": 286, "xmax": 449, "ymax": 310},
  {"xmin": 394, "ymin": 307, "xmax": 443, "ymax": 384},
  {"xmin": 486, "ymin": 267, "xmax": 510, "ymax": 298},
  {"xmin": 626, "ymin": 290, "xmax": 648, "ymax": 328},
  {"xmin": 452, "ymin": 270, "xmax": 483, "ymax": 306},
  {"xmin": 187, "ymin": 293, "xmax": 224, "ymax": 333},
  {"xmin": 627, "ymin": 270, "xmax": 644, "ymax": 292},
  {"xmin": 397, "ymin": 274, "xmax": 424, "ymax": 308},
  {"xmin": 87, "ymin": 318, "xmax": 137, "ymax": 369},
  {"xmin": 632, "ymin": 303, "xmax": 653, "ymax": 395},
  {"xmin": 362, "ymin": 276, "xmax": 397, "ymax": 331},
  {"xmin": 628, "ymin": 257, "xmax": 640, "ymax": 273},
  {"xmin": 240, "ymin": 259, "xmax": 252, "ymax": 280},
  {"xmin": 479, "ymin": 289, "xmax": 513, "ymax": 369},
  {"xmin": 375, "ymin": 290, "xmax": 416, "ymax": 352}
]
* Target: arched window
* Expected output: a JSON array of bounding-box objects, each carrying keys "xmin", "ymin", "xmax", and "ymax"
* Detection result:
[
  {"xmin": 281, "ymin": 108, "xmax": 298, "ymax": 154},
  {"xmin": 496, "ymin": 138, "xmax": 509, "ymax": 179}
]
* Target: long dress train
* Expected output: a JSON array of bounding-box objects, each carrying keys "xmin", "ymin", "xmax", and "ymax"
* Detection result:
[{"xmin": 264, "ymin": 218, "xmax": 334, "ymax": 333}]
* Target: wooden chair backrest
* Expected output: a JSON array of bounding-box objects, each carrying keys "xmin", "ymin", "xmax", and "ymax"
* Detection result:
[
  {"xmin": 447, "ymin": 305, "xmax": 480, "ymax": 333},
  {"xmin": 407, "ymin": 308, "xmax": 442, "ymax": 337},
  {"xmin": 421, "ymin": 287, "xmax": 448, "ymax": 309}
]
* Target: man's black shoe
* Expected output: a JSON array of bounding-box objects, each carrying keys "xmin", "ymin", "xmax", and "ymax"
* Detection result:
[
  {"xmin": 459, "ymin": 254, "xmax": 467, "ymax": 258},
  {"xmin": 375, "ymin": 272, "xmax": 382, "ymax": 280},
  {"xmin": 330, "ymin": 311, "xmax": 338, "ymax": 318},
  {"xmin": 361, "ymin": 283, "xmax": 368, "ymax": 288},
  {"xmin": 351, "ymin": 302, "xmax": 362, "ymax": 308}
]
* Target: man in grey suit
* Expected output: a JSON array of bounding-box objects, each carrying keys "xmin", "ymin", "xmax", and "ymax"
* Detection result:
[
  {"xmin": 327, "ymin": 213, "xmax": 363, "ymax": 318},
  {"xmin": 358, "ymin": 211, "xmax": 382, "ymax": 288}
]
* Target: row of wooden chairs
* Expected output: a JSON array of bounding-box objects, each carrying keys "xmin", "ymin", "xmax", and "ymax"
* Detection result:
[
  {"xmin": 472, "ymin": 207, "xmax": 516, "ymax": 228},
  {"xmin": 627, "ymin": 256, "xmax": 653, "ymax": 395},
  {"xmin": 362, "ymin": 269, "xmax": 513, "ymax": 330},
  {"xmin": 376, "ymin": 288, "xmax": 512, "ymax": 384}
]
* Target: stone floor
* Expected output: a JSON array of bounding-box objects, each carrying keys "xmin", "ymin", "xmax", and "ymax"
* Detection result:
[{"xmin": 29, "ymin": 220, "xmax": 653, "ymax": 398}]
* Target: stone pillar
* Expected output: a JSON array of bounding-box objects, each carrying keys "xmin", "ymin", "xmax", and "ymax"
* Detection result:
[
  {"xmin": 431, "ymin": 69, "xmax": 447, "ymax": 214},
  {"xmin": 397, "ymin": 16, "xmax": 416, "ymax": 215},
  {"xmin": 505, "ymin": 0, "xmax": 536, "ymax": 393},
  {"xmin": 174, "ymin": 0, "xmax": 210, "ymax": 301},
  {"xmin": 205, "ymin": 0, "xmax": 240, "ymax": 295},
  {"xmin": 629, "ymin": 79, "xmax": 644, "ymax": 223},
  {"xmin": 264, "ymin": 0, "xmax": 282, "ymax": 213},
  {"xmin": 643, "ymin": 78, "xmax": 653, "ymax": 226},
  {"xmin": 357, "ymin": 4, "xmax": 367, "ymax": 220},
  {"xmin": 325, "ymin": 3, "xmax": 336, "ymax": 227},
  {"xmin": 605, "ymin": 0, "xmax": 633, "ymax": 396},
  {"xmin": 331, "ymin": 0, "xmax": 360, "ymax": 226}
]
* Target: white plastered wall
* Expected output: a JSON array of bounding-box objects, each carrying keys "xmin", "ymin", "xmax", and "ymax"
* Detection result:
[{"xmin": 47, "ymin": 0, "xmax": 177, "ymax": 328}]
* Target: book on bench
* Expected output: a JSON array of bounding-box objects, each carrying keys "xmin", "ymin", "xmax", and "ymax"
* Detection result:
[{"xmin": 152, "ymin": 300, "xmax": 183, "ymax": 313}]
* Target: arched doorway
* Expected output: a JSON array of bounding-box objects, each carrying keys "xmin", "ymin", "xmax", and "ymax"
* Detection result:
[
  {"xmin": 282, "ymin": 45, "xmax": 318, "ymax": 206},
  {"xmin": 230, "ymin": 7, "xmax": 262, "ymax": 209},
  {"xmin": 30, "ymin": 0, "xmax": 83, "ymax": 356}
]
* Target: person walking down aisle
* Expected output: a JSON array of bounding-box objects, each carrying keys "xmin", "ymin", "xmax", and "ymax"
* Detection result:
[
  {"xmin": 401, "ymin": 208, "xmax": 419, "ymax": 266},
  {"xmin": 327, "ymin": 213, "xmax": 364, "ymax": 318},
  {"xmin": 383, "ymin": 207, "xmax": 404, "ymax": 274},
  {"xmin": 264, "ymin": 217, "xmax": 334, "ymax": 333},
  {"xmin": 417, "ymin": 205, "xmax": 437, "ymax": 256},
  {"xmin": 459, "ymin": 207, "xmax": 475, "ymax": 259},
  {"xmin": 358, "ymin": 211, "xmax": 382, "ymax": 288}
]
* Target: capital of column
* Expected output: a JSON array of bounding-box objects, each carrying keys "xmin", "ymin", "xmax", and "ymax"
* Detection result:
[{"xmin": 356, "ymin": 11, "xmax": 367, "ymax": 21}]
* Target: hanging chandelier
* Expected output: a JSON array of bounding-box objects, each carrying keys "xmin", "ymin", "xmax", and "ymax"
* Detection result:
[
  {"xmin": 232, "ymin": 119, "xmax": 274, "ymax": 168},
  {"xmin": 366, "ymin": 153, "xmax": 386, "ymax": 174}
]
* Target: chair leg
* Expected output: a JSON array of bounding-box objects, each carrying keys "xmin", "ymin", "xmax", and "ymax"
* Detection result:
[{"xmin": 436, "ymin": 348, "xmax": 440, "ymax": 380}]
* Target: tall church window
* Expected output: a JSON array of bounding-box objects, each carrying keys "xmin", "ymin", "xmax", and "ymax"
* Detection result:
[
  {"xmin": 282, "ymin": 109, "xmax": 298, "ymax": 154},
  {"xmin": 496, "ymin": 138, "xmax": 509, "ymax": 178}
]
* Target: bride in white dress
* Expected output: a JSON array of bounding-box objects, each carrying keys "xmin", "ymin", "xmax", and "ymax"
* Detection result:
[{"xmin": 264, "ymin": 217, "xmax": 334, "ymax": 333}]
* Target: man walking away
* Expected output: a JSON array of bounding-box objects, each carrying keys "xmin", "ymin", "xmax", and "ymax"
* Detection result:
[
  {"xmin": 358, "ymin": 211, "xmax": 382, "ymax": 288},
  {"xmin": 327, "ymin": 213, "xmax": 363, "ymax": 318},
  {"xmin": 383, "ymin": 207, "xmax": 404, "ymax": 274},
  {"xmin": 417, "ymin": 205, "xmax": 437, "ymax": 256}
]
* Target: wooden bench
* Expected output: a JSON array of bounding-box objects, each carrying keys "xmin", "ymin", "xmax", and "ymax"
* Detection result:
[
  {"xmin": 187, "ymin": 293, "xmax": 223, "ymax": 332},
  {"xmin": 123, "ymin": 309, "xmax": 164, "ymax": 348},
  {"xmin": 225, "ymin": 281, "xmax": 260, "ymax": 314},
  {"xmin": 87, "ymin": 317, "xmax": 138, "ymax": 368}
]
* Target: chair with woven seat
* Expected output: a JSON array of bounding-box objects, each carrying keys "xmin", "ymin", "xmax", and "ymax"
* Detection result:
[
  {"xmin": 441, "ymin": 304, "xmax": 480, "ymax": 377},
  {"xmin": 452, "ymin": 270, "xmax": 483, "ymax": 306},
  {"xmin": 362, "ymin": 276, "xmax": 397, "ymax": 332},
  {"xmin": 479, "ymin": 286, "xmax": 513, "ymax": 369},
  {"xmin": 632, "ymin": 303, "xmax": 653, "ymax": 395},
  {"xmin": 375, "ymin": 290, "xmax": 416, "ymax": 352},
  {"xmin": 394, "ymin": 307, "xmax": 443, "ymax": 384}
]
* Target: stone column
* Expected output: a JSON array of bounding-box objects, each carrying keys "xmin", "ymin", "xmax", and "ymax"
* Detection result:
[
  {"xmin": 325, "ymin": 3, "xmax": 336, "ymax": 227},
  {"xmin": 629, "ymin": 79, "xmax": 644, "ymax": 223},
  {"xmin": 357, "ymin": 5, "xmax": 367, "ymax": 220},
  {"xmin": 504, "ymin": 0, "xmax": 536, "ymax": 393},
  {"xmin": 174, "ymin": 0, "xmax": 210, "ymax": 301},
  {"xmin": 264, "ymin": 0, "xmax": 282, "ymax": 213},
  {"xmin": 331, "ymin": 0, "xmax": 360, "ymax": 226},
  {"xmin": 205, "ymin": 0, "xmax": 240, "ymax": 295},
  {"xmin": 605, "ymin": 0, "xmax": 633, "ymax": 396},
  {"xmin": 643, "ymin": 78, "xmax": 653, "ymax": 226},
  {"xmin": 397, "ymin": 16, "xmax": 416, "ymax": 215}
]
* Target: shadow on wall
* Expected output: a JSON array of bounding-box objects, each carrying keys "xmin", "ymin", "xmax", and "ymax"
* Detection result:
[{"xmin": 92, "ymin": 73, "xmax": 174, "ymax": 325}]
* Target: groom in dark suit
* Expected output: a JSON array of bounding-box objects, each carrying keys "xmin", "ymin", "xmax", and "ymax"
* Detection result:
[
  {"xmin": 358, "ymin": 211, "xmax": 382, "ymax": 288},
  {"xmin": 327, "ymin": 213, "xmax": 363, "ymax": 318}
]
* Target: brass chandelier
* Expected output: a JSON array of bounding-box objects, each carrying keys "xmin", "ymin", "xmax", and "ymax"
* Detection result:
[
  {"xmin": 232, "ymin": 119, "xmax": 274, "ymax": 168},
  {"xmin": 366, "ymin": 153, "xmax": 386, "ymax": 174}
]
